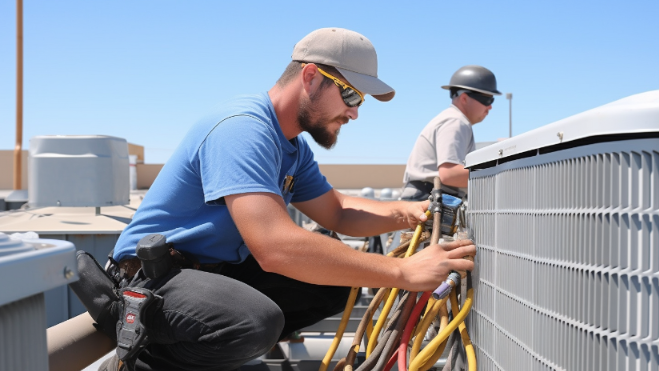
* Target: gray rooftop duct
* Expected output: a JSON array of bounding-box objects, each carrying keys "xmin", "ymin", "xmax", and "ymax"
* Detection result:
[{"xmin": 28, "ymin": 135, "xmax": 130, "ymax": 208}]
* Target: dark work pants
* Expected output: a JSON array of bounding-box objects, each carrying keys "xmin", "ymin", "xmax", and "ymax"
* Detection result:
[
  {"xmin": 132, "ymin": 255, "xmax": 352, "ymax": 371},
  {"xmin": 400, "ymin": 181, "xmax": 464, "ymax": 202},
  {"xmin": 400, "ymin": 181, "xmax": 433, "ymax": 201}
]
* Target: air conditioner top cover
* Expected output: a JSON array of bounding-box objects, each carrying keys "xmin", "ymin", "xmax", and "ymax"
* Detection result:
[{"xmin": 466, "ymin": 90, "xmax": 659, "ymax": 168}]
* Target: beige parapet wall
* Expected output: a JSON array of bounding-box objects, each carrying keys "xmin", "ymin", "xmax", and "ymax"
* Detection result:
[
  {"xmin": 136, "ymin": 163, "xmax": 166, "ymax": 189},
  {"xmin": 1, "ymin": 148, "xmax": 407, "ymax": 191},
  {"xmin": 136, "ymin": 163, "xmax": 407, "ymax": 190},
  {"xmin": 0, "ymin": 150, "xmax": 28, "ymax": 189},
  {"xmin": 128, "ymin": 142, "xmax": 145, "ymax": 164},
  {"xmin": 319, "ymin": 164, "xmax": 406, "ymax": 189}
]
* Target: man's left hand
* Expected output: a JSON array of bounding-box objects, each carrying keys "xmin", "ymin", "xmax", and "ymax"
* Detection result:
[{"xmin": 400, "ymin": 200, "xmax": 430, "ymax": 229}]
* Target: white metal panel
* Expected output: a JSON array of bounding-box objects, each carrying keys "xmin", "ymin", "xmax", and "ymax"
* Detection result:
[
  {"xmin": 468, "ymin": 137, "xmax": 659, "ymax": 370},
  {"xmin": 0, "ymin": 233, "xmax": 77, "ymax": 307},
  {"xmin": 0, "ymin": 233, "xmax": 78, "ymax": 371}
]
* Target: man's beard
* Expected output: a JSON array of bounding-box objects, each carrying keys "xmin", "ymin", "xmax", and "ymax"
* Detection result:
[{"xmin": 297, "ymin": 91, "xmax": 346, "ymax": 150}]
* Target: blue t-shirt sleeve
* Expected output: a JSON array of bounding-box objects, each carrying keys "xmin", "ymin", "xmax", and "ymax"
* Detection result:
[
  {"xmin": 198, "ymin": 115, "xmax": 282, "ymax": 203},
  {"xmin": 290, "ymin": 136, "xmax": 333, "ymax": 203}
]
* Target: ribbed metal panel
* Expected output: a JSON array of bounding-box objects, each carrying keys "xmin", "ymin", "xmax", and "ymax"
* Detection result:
[
  {"xmin": 0, "ymin": 294, "xmax": 48, "ymax": 371},
  {"xmin": 468, "ymin": 138, "xmax": 659, "ymax": 371}
]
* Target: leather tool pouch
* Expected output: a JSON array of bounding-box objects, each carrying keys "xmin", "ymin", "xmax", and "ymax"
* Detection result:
[
  {"xmin": 69, "ymin": 233, "xmax": 174, "ymax": 364},
  {"xmin": 68, "ymin": 250, "xmax": 123, "ymax": 341}
]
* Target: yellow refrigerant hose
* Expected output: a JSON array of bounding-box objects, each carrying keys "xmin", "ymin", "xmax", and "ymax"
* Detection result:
[
  {"xmin": 450, "ymin": 288, "xmax": 477, "ymax": 369},
  {"xmin": 408, "ymin": 286, "xmax": 474, "ymax": 371},
  {"xmin": 319, "ymin": 287, "xmax": 361, "ymax": 371},
  {"xmin": 319, "ymin": 211, "xmax": 431, "ymax": 371},
  {"xmin": 406, "ymin": 176, "xmax": 475, "ymax": 371},
  {"xmin": 365, "ymin": 212, "xmax": 430, "ymax": 357},
  {"xmin": 320, "ymin": 177, "xmax": 477, "ymax": 371}
]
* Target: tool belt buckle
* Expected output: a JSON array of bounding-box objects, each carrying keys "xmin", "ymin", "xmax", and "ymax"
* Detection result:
[{"xmin": 116, "ymin": 287, "xmax": 158, "ymax": 362}]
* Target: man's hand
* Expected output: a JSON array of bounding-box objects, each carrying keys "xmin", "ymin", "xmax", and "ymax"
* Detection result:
[
  {"xmin": 400, "ymin": 200, "xmax": 430, "ymax": 229},
  {"xmin": 397, "ymin": 239, "xmax": 476, "ymax": 292}
]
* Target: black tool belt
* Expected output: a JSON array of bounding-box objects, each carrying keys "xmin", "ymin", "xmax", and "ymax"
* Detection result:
[
  {"xmin": 113, "ymin": 248, "xmax": 222, "ymax": 284},
  {"xmin": 112, "ymin": 235, "xmax": 225, "ymax": 367},
  {"xmin": 402, "ymin": 180, "xmax": 463, "ymax": 202},
  {"xmin": 408, "ymin": 180, "xmax": 462, "ymax": 197},
  {"xmin": 70, "ymin": 234, "xmax": 188, "ymax": 371}
]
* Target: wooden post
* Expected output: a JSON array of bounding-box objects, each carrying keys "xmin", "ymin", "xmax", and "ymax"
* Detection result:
[{"xmin": 14, "ymin": 0, "xmax": 23, "ymax": 190}]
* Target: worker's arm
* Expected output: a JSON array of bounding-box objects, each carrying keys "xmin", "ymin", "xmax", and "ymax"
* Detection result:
[
  {"xmin": 433, "ymin": 117, "xmax": 472, "ymax": 188},
  {"xmin": 225, "ymin": 192, "xmax": 476, "ymax": 291},
  {"xmin": 292, "ymin": 189, "xmax": 428, "ymax": 237},
  {"xmin": 438, "ymin": 163, "xmax": 469, "ymax": 188}
]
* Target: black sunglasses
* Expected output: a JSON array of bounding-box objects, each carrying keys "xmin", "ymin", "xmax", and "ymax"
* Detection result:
[
  {"xmin": 466, "ymin": 91, "xmax": 495, "ymax": 106},
  {"xmin": 301, "ymin": 63, "xmax": 365, "ymax": 107},
  {"xmin": 316, "ymin": 67, "xmax": 364, "ymax": 107}
]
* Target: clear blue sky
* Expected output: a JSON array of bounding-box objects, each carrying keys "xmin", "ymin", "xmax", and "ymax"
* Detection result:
[{"xmin": 1, "ymin": 1, "xmax": 658, "ymax": 165}]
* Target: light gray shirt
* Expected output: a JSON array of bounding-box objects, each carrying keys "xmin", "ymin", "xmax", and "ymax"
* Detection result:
[{"xmin": 402, "ymin": 105, "xmax": 475, "ymax": 196}]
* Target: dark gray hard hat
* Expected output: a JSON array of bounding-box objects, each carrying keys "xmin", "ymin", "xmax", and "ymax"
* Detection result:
[{"xmin": 441, "ymin": 65, "xmax": 502, "ymax": 96}]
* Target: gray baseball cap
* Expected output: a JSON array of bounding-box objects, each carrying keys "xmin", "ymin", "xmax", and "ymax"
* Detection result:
[{"xmin": 292, "ymin": 28, "xmax": 395, "ymax": 102}]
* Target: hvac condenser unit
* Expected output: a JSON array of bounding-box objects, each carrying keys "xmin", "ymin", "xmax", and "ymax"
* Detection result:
[
  {"xmin": 466, "ymin": 91, "xmax": 659, "ymax": 371},
  {"xmin": 0, "ymin": 232, "xmax": 78, "ymax": 371}
]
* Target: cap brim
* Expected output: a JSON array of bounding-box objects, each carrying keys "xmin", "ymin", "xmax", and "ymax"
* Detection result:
[
  {"xmin": 441, "ymin": 85, "xmax": 502, "ymax": 96},
  {"xmin": 337, "ymin": 67, "xmax": 395, "ymax": 102}
]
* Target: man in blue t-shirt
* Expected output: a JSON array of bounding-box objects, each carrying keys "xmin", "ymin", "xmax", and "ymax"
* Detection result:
[{"xmin": 96, "ymin": 28, "xmax": 476, "ymax": 371}]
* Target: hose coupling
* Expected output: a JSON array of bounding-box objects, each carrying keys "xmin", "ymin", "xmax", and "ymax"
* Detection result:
[
  {"xmin": 428, "ymin": 189, "xmax": 443, "ymax": 214},
  {"xmin": 432, "ymin": 271, "xmax": 461, "ymax": 300}
]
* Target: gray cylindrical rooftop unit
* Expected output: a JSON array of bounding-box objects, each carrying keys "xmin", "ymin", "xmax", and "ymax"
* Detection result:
[
  {"xmin": 28, "ymin": 135, "xmax": 130, "ymax": 208},
  {"xmin": 0, "ymin": 232, "xmax": 77, "ymax": 371},
  {"xmin": 466, "ymin": 90, "xmax": 659, "ymax": 370}
]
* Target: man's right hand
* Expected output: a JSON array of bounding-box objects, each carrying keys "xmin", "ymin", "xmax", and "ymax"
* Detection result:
[{"xmin": 397, "ymin": 239, "xmax": 476, "ymax": 292}]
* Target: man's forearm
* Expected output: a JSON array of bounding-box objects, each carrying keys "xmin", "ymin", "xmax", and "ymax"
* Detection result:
[
  {"xmin": 438, "ymin": 163, "xmax": 469, "ymax": 188},
  {"xmin": 331, "ymin": 196, "xmax": 418, "ymax": 237},
  {"xmin": 291, "ymin": 189, "xmax": 427, "ymax": 238},
  {"xmin": 258, "ymin": 228, "xmax": 405, "ymax": 288},
  {"xmin": 257, "ymin": 225, "xmax": 475, "ymax": 292},
  {"xmin": 228, "ymin": 192, "xmax": 474, "ymax": 292}
]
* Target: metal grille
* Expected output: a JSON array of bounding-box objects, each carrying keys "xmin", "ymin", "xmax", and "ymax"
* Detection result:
[
  {"xmin": 468, "ymin": 138, "xmax": 659, "ymax": 371},
  {"xmin": 0, "ymin": 294, "xmax": 49, "ymax": 371}
]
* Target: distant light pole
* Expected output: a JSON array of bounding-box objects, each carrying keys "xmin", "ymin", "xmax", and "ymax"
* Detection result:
[{"xmin": 506, "ymin": 93, "xmax": 513, "ymax": 138}]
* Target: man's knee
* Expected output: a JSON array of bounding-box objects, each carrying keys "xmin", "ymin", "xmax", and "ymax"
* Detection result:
[
  {"xmin": 135, "ymin": 269, "xmax": 285, "ymax": 369},
  {"xmin": 221, "ymin": 301, "xmax": 284, "ymax": 358},
  {"xmin": 157, "ymin": 299, "xmax": 284, "ymax": 369},
  {"xmin": 150, "ymin": 269, "xmax": 285, "ymax": 348}
]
